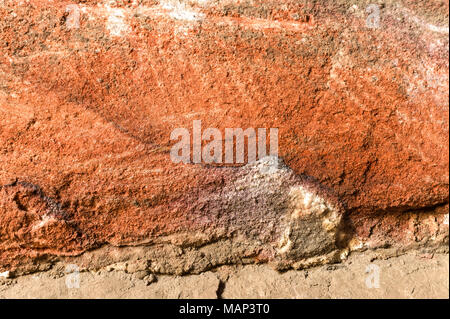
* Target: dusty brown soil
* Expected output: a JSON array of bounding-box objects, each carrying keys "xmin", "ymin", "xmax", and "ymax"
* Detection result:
[{"xmin": 1, "ymin": 249, "xmax": 448, "ymax": 299}]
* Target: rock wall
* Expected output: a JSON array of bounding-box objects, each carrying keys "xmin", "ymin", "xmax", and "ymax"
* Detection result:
[{"xmin": 0, "ymin": 0, "xmax": 448, "ymax": 275}]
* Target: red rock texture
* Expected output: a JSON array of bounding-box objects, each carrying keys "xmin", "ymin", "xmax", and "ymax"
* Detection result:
[{"xmin": 0, "ymin": 0, "xmax": 448, "ymax": 274}]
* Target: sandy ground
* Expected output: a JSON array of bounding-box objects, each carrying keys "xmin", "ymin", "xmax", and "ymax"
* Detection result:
[{"xmin": 0, "ymin": 250, "xmax": 448, "ymax": 299}]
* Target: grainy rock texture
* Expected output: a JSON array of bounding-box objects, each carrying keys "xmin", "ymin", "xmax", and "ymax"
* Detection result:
[
  {"xmin": 0, "ymin": 251, "xmax": 448, "ymax": 299},
  {"xmin": 0, "ymin": 0, "xmax": 449, "ymax": 275}
]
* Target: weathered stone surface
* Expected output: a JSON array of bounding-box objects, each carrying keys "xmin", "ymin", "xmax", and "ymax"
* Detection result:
[
  {"xmin": 0, "ymin": 251, "xmax": 448, "ymax": 299},
  {"xmin": 221, "ymin": 252, "xmax": 449, "ymax": 299},
  {"xmin": 0, "ymin": 266, "xmax": 221, "ymax": 298},
  {"xmin": 0, "ymin": 0, "xmax": 448, "ymax": 274}
]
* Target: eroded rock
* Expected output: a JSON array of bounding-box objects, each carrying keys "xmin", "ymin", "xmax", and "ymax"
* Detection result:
[{"xmin": 0, "ymin": 0, "xmax": 448, "ymax": 274}]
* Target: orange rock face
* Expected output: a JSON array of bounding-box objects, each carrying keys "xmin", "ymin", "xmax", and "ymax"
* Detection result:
[{"xmin": 0, "ymin": 0, "xmax": 448, "ymax": 274}]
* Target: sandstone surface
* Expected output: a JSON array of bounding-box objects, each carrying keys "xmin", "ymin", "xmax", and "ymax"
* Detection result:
[{"xmin": 0, "ymin": 0, "xmax": 448, "ymax": 275}]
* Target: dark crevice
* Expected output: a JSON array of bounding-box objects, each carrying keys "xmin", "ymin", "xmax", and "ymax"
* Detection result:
[{"xmin": 216, "ymin": 279, "xmax": 226, "ymax": 299}]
